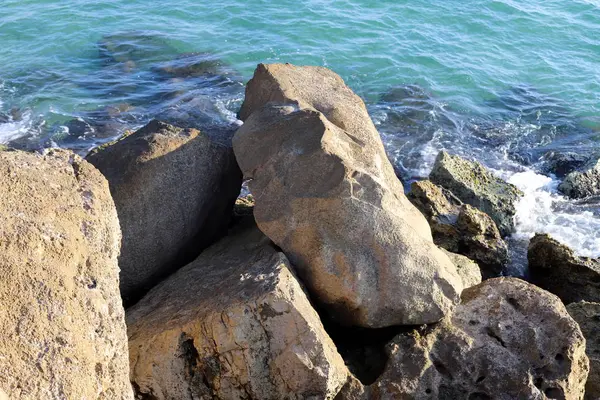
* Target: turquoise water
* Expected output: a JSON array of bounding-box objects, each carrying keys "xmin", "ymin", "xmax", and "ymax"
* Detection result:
[{"xmin": 1, "ymin": 0, "xmax": 599, "ymax": 263}]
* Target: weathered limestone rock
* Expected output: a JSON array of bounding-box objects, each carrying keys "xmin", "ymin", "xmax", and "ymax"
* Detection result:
[
  {"xmin": 441, "ymin": 249, "xmax": 482, "ymax": 289},
  {"xmin": 559, "ymin": 157, "xmax": 600, "ymax": 199},
  {"xmin": 0, "ymin": 149, "xmax": 133, "ymax": 399},
  {"xmin": 408, "ymin": 180, "xmax": 509, "ymax": 277},
  {"xmin": 127, "ymin": 219, "xmax": 349, "ymax": 400},
  {"xmin": 567, "ymin": 302, "xmax": 600, "ymax": 400},
  {"xmin": 234, "ymin": 64, "xmax": 462, "ymax": 328},
  {"xmin": 528, "ymin": 234, "xmax": 600, "ymax": 304},
  {"xmin": 87, "ymin": 120, "xmax": 242, "ymax": 304},
  {"xmin": 429, "ymin": 151, "xmax": 523, "ymax": 237},
  {"xmin": 371, "ymin": 278, "xmax": 589, "ymax": 400}
]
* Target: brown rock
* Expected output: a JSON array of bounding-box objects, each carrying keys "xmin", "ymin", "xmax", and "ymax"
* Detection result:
[
  {"xmin": 87, "ymin": 120, "xmax": 242, "ymax": 304},
  {"xmin": 441, "ymin": 249, "xmax": 482, "ymax": 289},
  {"xmin": 233, "ymin": 64, "xmax": 462, "ymax": 328},
  {"xmin": 408, "ymin": 180, "xmax": 509, "ymax": 277},
  {"xmin": 528, "ymin": 234, "xmax": 600, "ymax": 304},
  {"xmin": 567, "ymin": 301, "xmax": 600, "ymax": 400},
  {"xmin": 0, "ymin": 150, "xmax": 132, "ymax": 399},
  {"xmin": 371, "ymin": 278, "xmax": 589, "ymax": 400},
  {"xmin": 127, "ymin": 219, "xmax": 349, "ymax": 400}
]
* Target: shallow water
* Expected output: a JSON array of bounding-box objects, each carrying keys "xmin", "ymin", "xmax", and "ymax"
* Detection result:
[{"xmin": 1, "ymin": 0, "xmax": 599, "ymax": 269}]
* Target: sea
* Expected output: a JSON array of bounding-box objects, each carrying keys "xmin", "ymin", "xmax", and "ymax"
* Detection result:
[{"xmin": 1, "ymin": 0, "xmax": 599, "ymax": 273}]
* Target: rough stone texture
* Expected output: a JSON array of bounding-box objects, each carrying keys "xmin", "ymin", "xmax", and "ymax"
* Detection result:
[
  {"xmin": 441, "ymin": 249, "xmax": 482, "ymax": 289},
  {"xmin": 542, "ymin": 151, "xmax": 593, "ymax": 178},
  {"xmin": 0, "ymin": 149, "xmax": 133, "ymax": 399},
  {"xmin": 371, "ymin": 278, "xmax": 589, "ymax": 400},
  {"xmin": 408, "ymin": 179, "xmax": 509, "ymax": 277},
  {"xmin": 234, "ymin": 64, "xmax": 462, "ymax": 328},
  {"xmin": 567, "ymin": 302, "xmax": 600, "ymax": 400},
  {"xmin": 429, "ymin": 151, "xmax": 524, "ymax": 237},
  {"xmin": 127, "ymin": 219, "xmax": 349, "ymax": 400},
  {"xmin": 559, "ymin": 157, "xmax": 600, "ymax": 199},
  {"xmin": 87, "ymin": 119, "xmax": 242, "ymax": 304},
  {"xmin": 528, "ymin": 234, "xmax": 600, "ymax": 304}
]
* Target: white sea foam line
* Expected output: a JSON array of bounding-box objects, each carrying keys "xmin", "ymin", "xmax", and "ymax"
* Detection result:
[{"xmin": 0, "ymin": 110, "xmax": 34, "ymax": 144}]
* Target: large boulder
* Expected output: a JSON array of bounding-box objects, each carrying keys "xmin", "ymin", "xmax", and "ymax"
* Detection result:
[
  {"xmin": 429, "ymin": 151, "xmax": 523, "ymax": 237},
  {"xmin": 567, "ymin": 302, "xmax": 600, "ymax": 400},
  {"xmin": 0, "ymin": 149, "xmax": 133, "ymax": 399},
  {"xmin": 408, "ymin": 179, "xmax": 509, "ymax": 277},
  {"xmin": 558, "ymin": 157, "xmax": 600, "ymax": 199},
  {"xmin": 370, "ymin": 278, "xmax": 589, "ymax": 400},
  {"xmin": 127, "ymin": 219, "xmax": 349, "ymax": 400},
  {"xmin": 233, "ymin": 64, "xmax": 462, "ymax": 328},
  {"xmin": 528, "ymin": 234, "xmax": 600, "ymax": 304},
  {"xmin": 87, "ymin": 120, "xmax": 242, "ymax": 304},
  {"xmin": 441, "ymin": 249, "xmax": 482, "ymax": 289}
]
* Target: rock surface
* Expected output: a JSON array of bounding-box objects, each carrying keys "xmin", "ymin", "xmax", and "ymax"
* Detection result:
[
  {"xmin": 0, "ymin": 149, "xmax": 133, "ymax": 399},
  {"xmin": 371, "ymin": 278, "xmax": 589, "ymax": 400},
  {"xmin": 567, "ymin": 302, "xmax": 600, "ymax": 400},
  {"xmin": 127, "ymin": 219, "xmax": 349, "ymax": 400},
  {"xmin": 408, "ymin": 179, "xmax": 509, "ymax": 277},
  {"xmin": 528, "ymin": 234, "xmax": 600, "ymax": 304},
  {"xmin": 234, "ymin": 64, "xmax": 462, "ymax": 328},
  {"xmin": 558, "ymin": 157, "xmax": 600, "ymax": 199},
  {"xmin": 543, "ymin": 151, "xmax": 592, "ymax": 178},
  {"xmin": 429, "ymin": 151, "xmax": 523, "ymax": 236},
  {"xmin": 87, "ymin": 120, "xmax": 241, "ymax": 304},
  {"xmin": 441, "ymin": 249, "xmax": 482, "ymax": 289}
]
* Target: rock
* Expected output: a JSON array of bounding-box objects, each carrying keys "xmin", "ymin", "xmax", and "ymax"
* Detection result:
[
  {"xmin": 234, "ymin": 64, "xmax": 462, "ymax": 328},
  {"xmin": 566, "ymin": 302, "xmax": 600, "ymax": 400},
  {"xmin": 371, "ymin": 278, "xmax": 589, "ymax": 400},
  {"xmin": 127, "ymin": 219, "xmax": 349, "ymax": 400},
  {"xmin": 441, "ymin": 249, "xmax": 482, "ymax": 289},
  {"xmin": 86, "ymin": 120, "xmax": 241, "ymax": 304},
  {"xmin": 528, "ymin": 234, "xmax": 600, "ymax": 304},
  {"xmin": 0, "ymin": 149, "xmax": 133, "ymax": 399},
  {"xmin": 542, "ymin": 151, "xmax": 592, "ymax": 178},
  {"xmin": 429, "ymin": 151, "xmax": 523, "ymax": 236},
  {"xmin": 408, "ymin": 180, "xmax": 509, "ymax": 277},
  {"xmin": 559, "ymin": 157, "xmax": 600, "ymax": 199}
]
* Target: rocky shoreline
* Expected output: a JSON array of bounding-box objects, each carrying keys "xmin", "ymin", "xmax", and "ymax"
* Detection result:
[{"xmin": 1, "ymin": 63, "xmax": 599, "ymax": 399}]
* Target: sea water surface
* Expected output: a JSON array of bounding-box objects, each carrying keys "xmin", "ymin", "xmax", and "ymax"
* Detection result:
[{"xmin": 1, "ymin": 0, "xmax": 599, "ymax": 272}]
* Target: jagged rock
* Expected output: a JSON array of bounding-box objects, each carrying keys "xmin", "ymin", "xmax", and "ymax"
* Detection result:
[
  {"xmin": 542, "ymin": 151, "xmax": 592, "ymax": 178},
  {"xmin": 441, "ymin": 249, "xmax": 482, "ymax": 289},
  {"xmin": 371, "ymin": 278, "xmax": 589, "ymax": 400},
  {"xmin": 234, "ymin": 64, "xmax": 462, "ymax": 328},
  {"xmin": 127, "ymin": 219, "xmax": 348, "ymax": 400},
  {"xmin": 0, "ymin": 150, "xmax": 133, "ymax": 399},
  {"xmin": 408, "ymin": 180, "xmax": 509, "ymax": 277},
  {"xmin": 528, "ymin": 234, "xmax": 600, "ymax": 304},
  {"xmin": 87, "ymin": 120, "xmax": 242, "ymax": 304},
  {"xmin": 429, "ymin": 151, "xmax": 523, "ymax": 236},
  {"xmin": 567, "ymin": 302, "xmax": 600, "ymax": 400},
  {"xmin": 559, "ymin": 157, "xmax": 600, "ymax": 199}
]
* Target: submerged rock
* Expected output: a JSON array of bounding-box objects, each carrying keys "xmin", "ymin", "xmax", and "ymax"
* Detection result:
[
  {"xmin": 0, "ymin": 150, "xmax": 132, "ymax": 399},
  {"xmin": 371, "ymin": 278, "xmax": 589, "ymax": 400},
  {"xmin": 559, "ymin": 156, "xmax": 600, "ymax": 199},
  {"xmin": 429, "ymin": 151, "xmax": 523, "ymax": 237},
  {"xmin": 127, "ymin": 219, "xmax": 349, "ymax": 400},
  {"xmin": 566, "ymin": 301, "xmax": 600, "ymax": 400},
  {"xmin": 408, "ymin": 180, "xmax": 509, "ymax": 277},
  {"xmin": 234, "ymin": 63, "xmax": 462, "ymax": 328},
  {"xmin": 87, "ymin": 120, "xmax": 241, "ymax": 304},
  {"xmin": 528, "ymin": 233, "xmax": 600, "ymax": 304},
  {"xmin": 97, "ymin": 31, "xmax": 177, "ymax": 66}
]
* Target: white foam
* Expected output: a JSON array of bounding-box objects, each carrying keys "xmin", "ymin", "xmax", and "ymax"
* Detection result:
[
  {"xmin": 508, "ymin": 169, "xmax": 600, "ymax": 258},
  {"xmin": 0, "ymin": 109, "xmax": 36, "ymax": 144}
]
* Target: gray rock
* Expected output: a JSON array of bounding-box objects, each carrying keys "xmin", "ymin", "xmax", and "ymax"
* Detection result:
[
  {"xmin": 408, "ymin": 180, "xmax": 509, "ymax": 277},
  {"xmin": 429, "ymin": 151, "xmax": 523, "ymax": 237},
  {"xmin": 559, "ymin": 157, "xmax": 600, "ymax": 199},
  {"xmin": 542, "ymin": 151, "xmax": 592, "ymax": 178},
  {"xmin": 87, "ymin": 120, "xmax": 242, "ymax": 304},
  {"xmin": 567, "ymin": 301, "xmax": 600, "ymax": 400},
  {"xmin": 127, "ymin": 219, "xmax": 349, "ymax": 400},
  {"xmin": 234, "ymin": 64, "xmax": 462, "ymax": 328},
  {"xmin": 372, "ymin": 278, "xmax": 589, "ymax": 400},
  {"xmin": 0, "ymin": 149, "xmax": 133, "ymax": 399},
  {"xmin": 441, "ymin": 249, "xmax": 482, "ymax": 289},
  {"xmin": 528, "ymin": 233, "xmax": 600, "ymax": 304}
]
